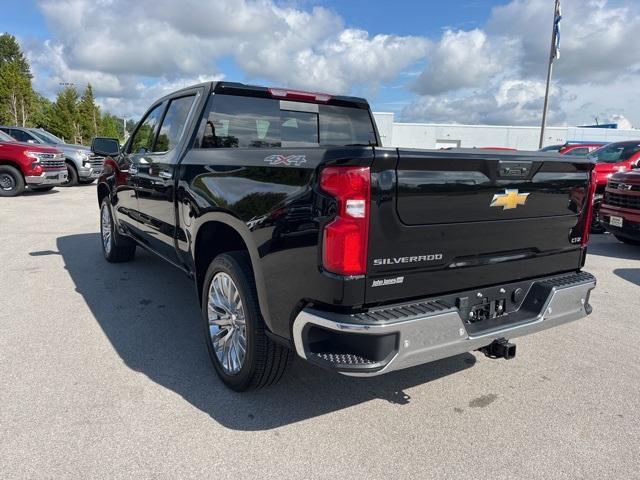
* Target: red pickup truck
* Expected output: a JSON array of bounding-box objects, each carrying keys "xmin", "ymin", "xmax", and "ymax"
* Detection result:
[
  {"xmin": 0, "ymin": 130, "xmax": 68, "ymax": 197},
  {"xmin": 559, "ymin": 143, "xmax": 605, "ymax": 156},
  {"xmin": 585, "ymin": 141, "xmax": 640, "ymax": 232},
  {"xmin": 600, "ymin": 170, "xmax": 640, "ymax": 245}
]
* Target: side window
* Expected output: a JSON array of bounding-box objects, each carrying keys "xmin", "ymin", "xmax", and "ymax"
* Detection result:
[
  {"xmin": 621, "ymin": 145, "xmax": 640, "ymax": 161},
  {"xmin": 155, "ymin": 95, "xmax": 196, "ymax": 152},
  {"xmin": 129, "ymin": 103, "xmax": 164, "ymax": 154},
  {"xmin": 9, "ymin": 129, "xmax": 32, "ymax": 143},
  {"xmin": 200, "ymin": 94, "xmax": 281, "ymax": 148}
]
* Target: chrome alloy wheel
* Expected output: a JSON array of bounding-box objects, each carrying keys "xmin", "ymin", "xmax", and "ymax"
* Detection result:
[
  {"xmin": 101, "ymin": 203, "xmax": 112, "ymax": 255},
  {"xmin": 207, "ymin": 272, "xmax": 247, "ymax": 375}
]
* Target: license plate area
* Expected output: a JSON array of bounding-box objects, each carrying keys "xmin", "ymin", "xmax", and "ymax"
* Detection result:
[
  {"xmin": 610, "ymin": 216, "xmax": 623, "ymax": 227},
  {"xmin": 457, "ymin": 291, "xmax": 510, "ymax": 329},
  {"xmin": 468, "ymin": 297, "xmax": 507, "ymax": 323}
]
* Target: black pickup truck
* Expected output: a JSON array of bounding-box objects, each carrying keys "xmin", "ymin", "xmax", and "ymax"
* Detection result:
[{"xmin": 94, "ymin": 81, "xmax": 597, "ymax": 391}]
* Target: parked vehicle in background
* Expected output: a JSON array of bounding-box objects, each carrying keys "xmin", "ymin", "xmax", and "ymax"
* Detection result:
[
  {"xmin": 558, "ymin": 143, "xmax": 606, "ymax": 156},
  {"xmin": 0, "ymin": 130, "xmax": 67, "ymax": 197},
  {"xmin": 539, "ymin": 144, "xmax": 564, "ymax": 152},
  {"xmin": 95, "ymin": 81, "xmax": 596, "ymax": 391},
  {"xmin": 600, "ymin": 170, "xmax": 640, "ymax": 245},
  {"xmin": 586, "ymin": 141, "xmax": 640, "ymax": 233},
  {"xmin": 0, "ymin": 126, "xmax": 102, "ymax": 186}
]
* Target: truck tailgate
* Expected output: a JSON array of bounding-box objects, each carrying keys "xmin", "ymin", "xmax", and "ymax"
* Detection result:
[{"xmin": 366, "ymin": 148, "xmax": 593, "ymax": 304}]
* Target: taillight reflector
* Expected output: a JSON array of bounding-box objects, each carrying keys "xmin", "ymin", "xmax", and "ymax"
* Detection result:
[{"xmin": 320, "ymin": 166, "xmax": 370, "ymax": 275}]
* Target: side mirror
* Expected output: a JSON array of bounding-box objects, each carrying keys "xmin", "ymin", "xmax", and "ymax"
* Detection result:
[{"xmin": 91, "ymin": 137, "xmax": 120, "ymax": 157}]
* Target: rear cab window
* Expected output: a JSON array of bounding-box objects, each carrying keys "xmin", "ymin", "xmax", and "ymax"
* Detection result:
[{"xmin": 198, "ymin": 94, "xmax": 377, "ymax": 148}]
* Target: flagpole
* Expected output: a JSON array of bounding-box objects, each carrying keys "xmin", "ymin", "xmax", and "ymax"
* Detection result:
[{"xmin": 539, "ymin": 0, "xmax": 560, "ymax": 149}]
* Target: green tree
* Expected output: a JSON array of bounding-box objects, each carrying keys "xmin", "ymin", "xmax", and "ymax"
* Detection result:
[
  {"xmin": 99, "ymin": 112, "xmax": 122, "ymax": 141},
  {"xmin": 49, "ymin": 87, "xmax": 80, "ymax": 143},
  {"xmin": 78, "ymin": 84, "xmax": 100, "ymax": 142},
  {"xmin": 0, "ymin": 61, "xmax": 33, "ymax": 126},
  {"xmin": 30, "ymin": 93, "xmax": 54, "ymax": 128},
  {"xmin": 0, "ymin": 33, "xmax": 31, "ymax": 78}
]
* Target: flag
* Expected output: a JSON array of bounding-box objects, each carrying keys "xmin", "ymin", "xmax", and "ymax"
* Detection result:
[{"xmin": 552, "ymin": 1, "xmax": 562, "ymax": 61}]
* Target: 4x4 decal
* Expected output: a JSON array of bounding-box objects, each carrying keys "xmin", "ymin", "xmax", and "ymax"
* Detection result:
[{"xmin": 263, "ymin": 154, "xmax": 307, "ymax": 166}]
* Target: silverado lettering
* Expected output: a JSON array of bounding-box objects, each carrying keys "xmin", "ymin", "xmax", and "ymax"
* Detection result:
[
  {"xmin": 373, "ymin": 254, "xmax": 443, "ymax": 266},
  {"xmin": 95, "ymin": 81, "xmax": 597, "ymax": 392}
]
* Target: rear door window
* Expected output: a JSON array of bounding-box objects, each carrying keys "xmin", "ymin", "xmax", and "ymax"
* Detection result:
[
  {"xmin": 155, "ymin": 95, "xmax": 196, "ymax": 152},
  {"xmin": 199, "ymin": 94, "xmax": 376, "ymax": 148}
]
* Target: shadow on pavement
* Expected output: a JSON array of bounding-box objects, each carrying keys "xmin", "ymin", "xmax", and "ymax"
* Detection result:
[
  {"xmin": 586, "ymin": 234, "xmax": 640, "ymax": 260},
  {"xmin": 55, "ymin": 233, "xmax": 475, "ymax": 431},
  {"xmin": 614, "ymin": 268, "xmax": 640, "ymax": 287},
  {"xmin": 24, "ymin": 188, "xmax": 60, "ymax": 196}
]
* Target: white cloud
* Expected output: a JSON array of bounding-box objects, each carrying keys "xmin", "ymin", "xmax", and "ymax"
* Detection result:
[
  {"xmin": 487, "ymin": 0, "xmax": 640, "ymax": 83},
  {"xmin": 30, "ymin": 0, "xmax": 428, "ymax": 115},
  {"xmin": 402, "ymin": 79, "xmax": 565, "ymax": 125},
  {"xmin": 25, "ymin": 0, "xmax": 640, "ymax": 127},
  {"xmin": 402, "ymin": 0, "xmax": 640, "ymax": 126},
  {"xmin": 412, "ymin": 29, "xmax": 517, "ymax": 95}
]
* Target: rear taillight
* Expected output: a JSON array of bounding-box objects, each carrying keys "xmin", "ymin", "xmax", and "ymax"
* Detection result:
[
  {"xmin": 320, "ymin": 166, "xmax": 370, "ymax": 275},
  {"xmin": 582, "ymin": 171, "xmax": 598, "ymax": 247}
]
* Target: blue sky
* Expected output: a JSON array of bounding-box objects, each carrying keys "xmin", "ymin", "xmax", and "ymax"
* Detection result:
[{"xmin": 2, "ymin": 0, "xmax": 640, "ymax": 127}]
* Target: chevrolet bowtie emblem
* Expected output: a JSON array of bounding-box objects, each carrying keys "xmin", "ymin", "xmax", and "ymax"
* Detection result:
[{"xmin": 490, "ymin": 189, "xmax": 530, "ymax": 210}]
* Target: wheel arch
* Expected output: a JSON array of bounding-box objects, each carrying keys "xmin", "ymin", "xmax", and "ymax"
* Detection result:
[
  {"xmin": 0, "ymin": 159, "xmax": 25, "ymax": 179},
  {"xmin": 97, "ymin": 181, "xmax": 110, "ymax": 208},
  {"xmin": 192, "ymin": 214, "xmax": 272, "ymax": 330}
]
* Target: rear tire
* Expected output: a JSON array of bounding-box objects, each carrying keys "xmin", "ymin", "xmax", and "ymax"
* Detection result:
[
  {"xmin": 30, "ymin": 186, "xmax": 54, "ymax": 192},
  {"xmin": 614, "ymin": 235, "xmax": 640, "ymax": 246},
  {"xmin": 0, "ymin": 165, "xmax": 25, "ymax": 197},
  {"xmin": 202, "ymin": 251, "xmax": 290, "ymax": 391},
  {"xmin": 61, "ymin": 163, "xmax": 78, "ymax": 187},
  {"xmin": 100, "ymin": 198, "xmax": 136, "ymax": 262},
  {"xmin": 590, "ymin": 196, "xmax": 605, "ymax": 234}
]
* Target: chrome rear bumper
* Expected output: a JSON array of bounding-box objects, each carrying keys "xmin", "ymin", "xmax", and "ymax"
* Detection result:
[{"xmin": 292, "ymin": 271, "xmax": 596, "ymax": 377}]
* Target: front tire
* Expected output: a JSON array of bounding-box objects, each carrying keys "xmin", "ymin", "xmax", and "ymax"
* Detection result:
[
  {"xmin": 0, "ymin": 165, "xmax": 25, "ymax": 197},
  {"xmin": 202, "ymin": 252, "xmax": 290, "ymax": 391},
  {"xmin": 61, "ymin": 163, "xmax": 78, "ymax": 187},
  {"xmin": 100, "ymin": 198, "xmax": 136, "ymax": 262},
  {"xmin": 614, "ymin": 235, "xmax": 640, "ymax": 246}
]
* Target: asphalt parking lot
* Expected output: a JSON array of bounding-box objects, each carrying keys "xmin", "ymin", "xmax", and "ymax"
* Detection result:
[{"xmin": 1, "ymin": 186, "xmax": 639, "ymax": 479}]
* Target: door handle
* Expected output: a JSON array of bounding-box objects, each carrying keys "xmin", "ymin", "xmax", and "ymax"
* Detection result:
[{"xmin": 158, "ymin": 171, "xmax": 172, "ymax": 180}]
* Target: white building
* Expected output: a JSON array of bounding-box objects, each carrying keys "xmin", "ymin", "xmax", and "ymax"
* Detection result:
[{"xmin": 373, "ymin": 112, "xmax": 640, "ymax": 150}]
